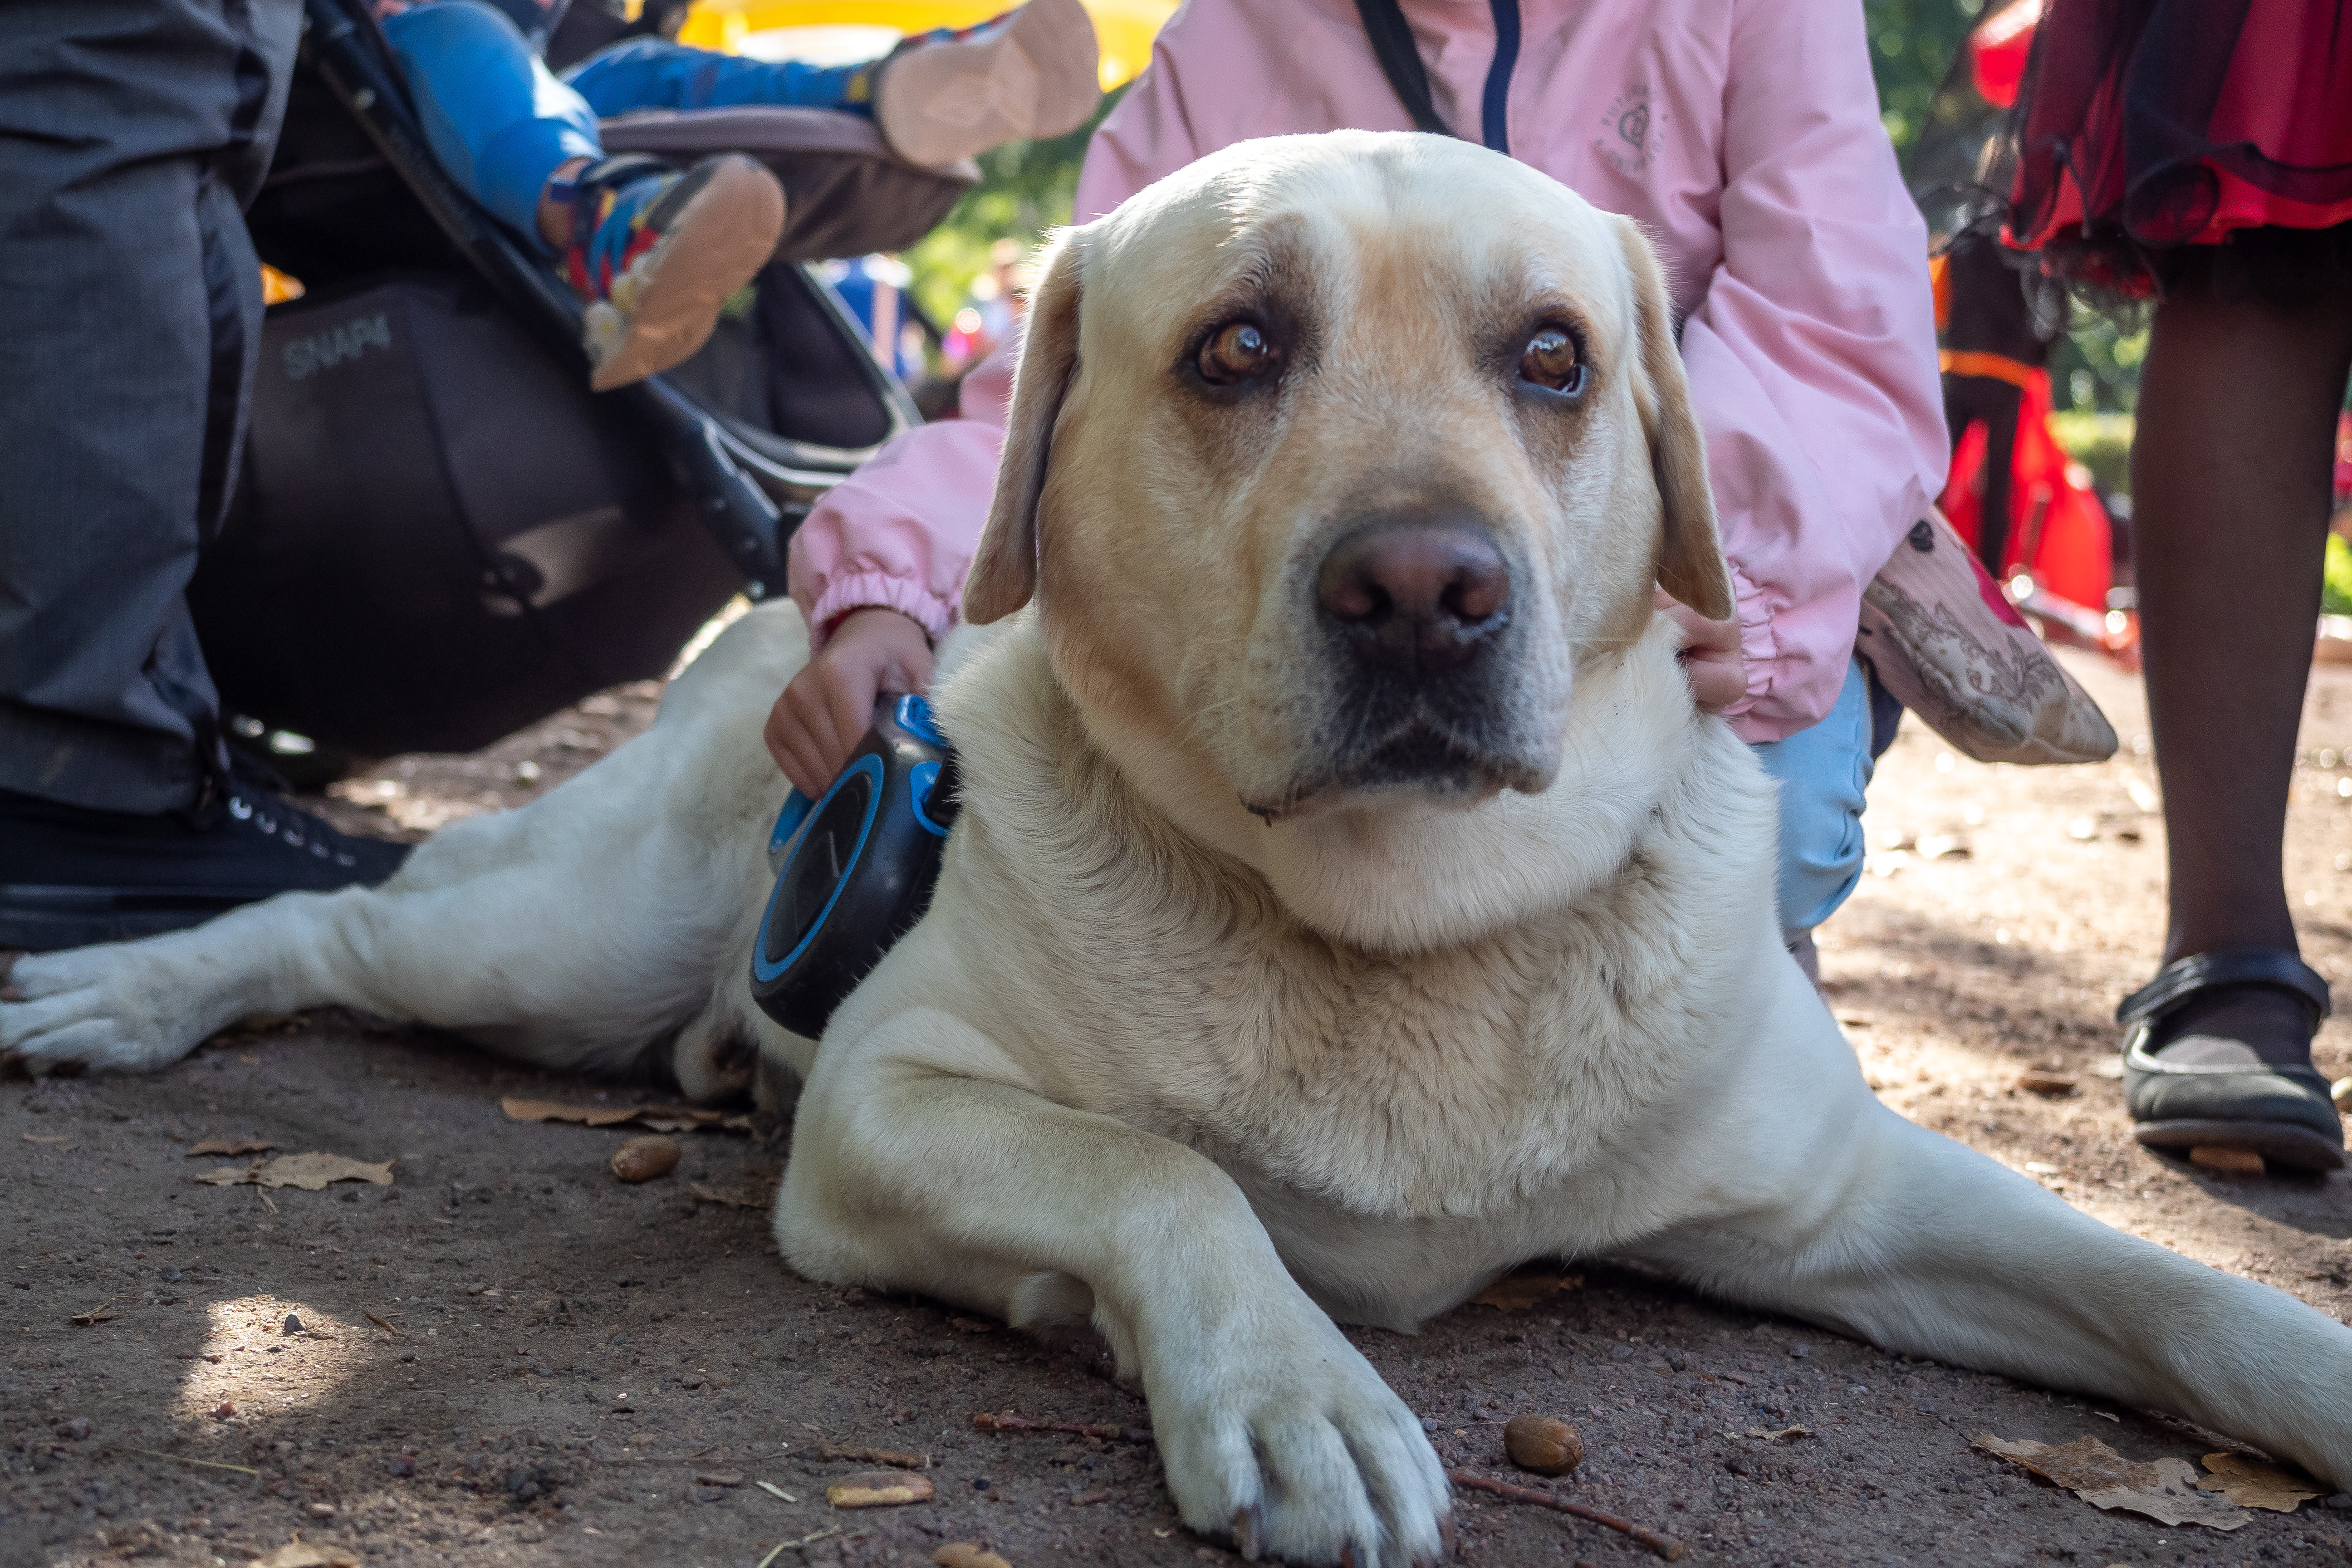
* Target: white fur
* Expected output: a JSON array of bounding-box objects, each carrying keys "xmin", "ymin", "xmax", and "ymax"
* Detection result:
[{"xmin": 8, "ymin": 133, "xmax": 2348, "ymax": 1568}]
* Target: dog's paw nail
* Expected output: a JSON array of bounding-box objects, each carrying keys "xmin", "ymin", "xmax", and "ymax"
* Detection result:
[{"xmin": 1231, "ymin": 1503, "xmax": 1264, "ymax": 1561}]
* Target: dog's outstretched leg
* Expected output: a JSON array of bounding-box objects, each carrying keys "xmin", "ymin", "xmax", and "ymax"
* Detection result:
[
  {"xmin": 0, "ymin": 795, "xmax": 743, "ymax": 1078},
  {"xmin": 779, "ymin": 1004, "xmax": 1452, "ymax": 1568},
  {"xmin": 1629, "ymin": 1051, "xmax": 2352, "ymax": 1490},
  {"xmin": 1, "ymin": 600, "xmax": 809, "ymax": 1082}
]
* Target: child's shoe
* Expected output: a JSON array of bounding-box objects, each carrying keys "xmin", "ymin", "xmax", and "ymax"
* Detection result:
[
  {"xmin": 559, "ymin": 153, "xmax": 784, "ymax": 391},
  {"xmin": 874, "ymin": 0, "xmax": 1102, "ymax": 167},
  {"xmin": 1855, "ymin": 508, "xmax": 2118, "ymax": 765}
]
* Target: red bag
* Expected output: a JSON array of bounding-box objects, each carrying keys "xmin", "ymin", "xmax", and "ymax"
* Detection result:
[{"xmin": 1937, "ymin": 363, "xmax": 2114, "ymax": 614}]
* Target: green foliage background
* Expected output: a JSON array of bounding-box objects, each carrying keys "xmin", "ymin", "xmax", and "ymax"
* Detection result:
[{"xmin": 902, "ymin": 0, "xmax": 2150, "ymax": 416}]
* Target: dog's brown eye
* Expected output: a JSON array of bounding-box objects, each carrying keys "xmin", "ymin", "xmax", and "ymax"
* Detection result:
[
  {"xmin": 1199, "ymin": 321, "xmax": 1278, "ymax": 384},
  {"xmin": 1519, "ymin": 327, "xmax": 1584, "ymax": 395}
]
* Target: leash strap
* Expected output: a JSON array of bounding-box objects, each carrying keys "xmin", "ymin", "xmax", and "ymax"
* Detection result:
[{"xmin": 1351, "ymin": 0, "xmax": 1456, "ymax": 137}]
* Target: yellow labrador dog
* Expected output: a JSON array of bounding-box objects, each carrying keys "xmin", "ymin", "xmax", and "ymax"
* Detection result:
[{"xmin": 6, "ymin": 133, "xmax": 2349, "ymax": 1568}]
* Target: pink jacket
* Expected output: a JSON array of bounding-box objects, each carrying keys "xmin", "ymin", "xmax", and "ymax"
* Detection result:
[{"xmin": 789, "ymin": 0, "xmax": 1948, "ymax": 740}]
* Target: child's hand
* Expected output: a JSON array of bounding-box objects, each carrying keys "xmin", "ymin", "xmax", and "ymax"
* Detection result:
[
  {"xmin": 1654, "ymin": 588, "xmax": 1745, "ymax": 712},
  {"xmin": 764, "ymin": 607, "xmax": 935, "ymax": 796}
]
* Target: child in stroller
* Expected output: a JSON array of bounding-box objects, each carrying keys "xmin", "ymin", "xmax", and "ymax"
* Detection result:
[{"xmin": 374, "ymin": 0, "xmax": 1100, "ymax": 388}]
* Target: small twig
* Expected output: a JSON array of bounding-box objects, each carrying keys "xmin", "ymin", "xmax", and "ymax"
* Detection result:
[
  {"xmin": 754, "ymin": 1525, "xmax": 841, "ymax": 1567},
  {"xmin": 119, "ymin": 1448, "xmax": 261, "ymax": 1476},
  {"xmin": 363, "ymin": 1310, "xmax": 407, "ymax": 1337},
  {"xmin": 1448, "ymin": 1470, "xmax": 1685, "ymax": 1561},
  {"xmin": 971, "ymin": 1411, "xmax": 1152, "ymax": 1445},
  {"xmin": 755, "ymin": 1479, "xmax": 798, "ymax": 1503},
  {"xmin": 71, "ymin": 1294, "xmax": 122, "ymax": 1326},
  {"xmin": 816, "ymin": 1442, "xmax": 928, "ymax": 1470}
]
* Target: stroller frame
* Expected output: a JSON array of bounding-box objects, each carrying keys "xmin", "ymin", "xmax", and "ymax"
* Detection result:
[{"xmin": 295, "ymin": 0, "xmax": 931, "ymax": 597}]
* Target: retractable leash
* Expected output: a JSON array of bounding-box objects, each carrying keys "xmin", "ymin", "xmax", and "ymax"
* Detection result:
[{"xmin": 750, "ymin": 695, "xmax": 958, "ymax": 1037}]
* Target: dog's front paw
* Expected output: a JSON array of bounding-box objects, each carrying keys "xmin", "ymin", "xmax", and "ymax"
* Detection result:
[
  {"xmin": 1150, "ymin": 1314, "xmax": 1449, "ymax": 1567},
  {"xmin": 0, "ymin": 947, "xmax": 201, "ymax": 1075}
]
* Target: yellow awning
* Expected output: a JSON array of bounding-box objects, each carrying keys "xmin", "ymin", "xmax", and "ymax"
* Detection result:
[{"xmin": 675, "ymin": 0, "xmax": 1175, "ymax": 91}]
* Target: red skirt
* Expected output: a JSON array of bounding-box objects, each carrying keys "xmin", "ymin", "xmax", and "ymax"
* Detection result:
[{"xmin": 2006, "ymin": 0, "xmax": 2352, "ymax": 293}]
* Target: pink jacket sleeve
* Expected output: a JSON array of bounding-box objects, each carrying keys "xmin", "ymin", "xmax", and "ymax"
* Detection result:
[
  {"xmin": 1691, "ymin": 0, "xmax": 1949, "ymax": 740},
  {"xmin": 786, "ymin": 60, "xmax": 1203, "ymax": 648}
]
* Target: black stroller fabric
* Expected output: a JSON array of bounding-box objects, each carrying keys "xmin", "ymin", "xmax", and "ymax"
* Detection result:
[
  {"xmin": 193, "ymin": 272, "xmax": 742, "ymax": 758},
  {"xmin": 206, "ymin": 1, "xmax": 963, "ymax": 762}
]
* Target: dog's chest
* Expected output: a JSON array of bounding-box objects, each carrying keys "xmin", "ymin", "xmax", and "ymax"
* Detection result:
[{"xmin": 1014, "ymin": 856, "xmax": 1717, "ymax": 1225}]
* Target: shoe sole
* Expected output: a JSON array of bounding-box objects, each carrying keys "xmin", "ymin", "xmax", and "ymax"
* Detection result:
[
  {"xmin": 0, "ymin": 886, "xmax": 271, "ymax": 953},
  {"xmin": 876, "ymin": 0, "xmax": 1103, "ymax": 167},
  {"xmin": 586, "ymin": 156, "xmax": 786, "ymax": 393},
  {"xmin": 2134, "ymin": 1117, "xmax": 2346, "ymax": 1174}
]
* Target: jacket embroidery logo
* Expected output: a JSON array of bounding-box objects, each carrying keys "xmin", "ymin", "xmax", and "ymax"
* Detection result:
[
  {"xmin": 1596, "ymin": 84, "xmax": 1661, "ymax": 176},
  {"xmin": 283, "ymin": 313, "xmax": 391, "ymax": 381}
]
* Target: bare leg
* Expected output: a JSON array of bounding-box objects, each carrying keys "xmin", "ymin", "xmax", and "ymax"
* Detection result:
[{"xmin": 2130, "ymin": 280, "xmax": 2352, "ymax": 1063}]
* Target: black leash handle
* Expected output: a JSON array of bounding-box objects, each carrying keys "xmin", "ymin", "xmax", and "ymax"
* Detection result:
[{"xmin": 1351, "ymin": 0, "xmax": 1455, "ymax": 137}]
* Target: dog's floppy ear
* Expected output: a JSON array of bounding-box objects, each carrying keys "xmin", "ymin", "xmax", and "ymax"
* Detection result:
[
  {"xmin": 1611, "ymin": 216, "xmax": 1733, "ymax": 622},
  {"xmin": 963, "ymin": 230, "xmax": 1085, "ymax": 625}
]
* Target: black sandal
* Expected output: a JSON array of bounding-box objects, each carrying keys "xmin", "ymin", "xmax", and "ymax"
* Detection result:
[{"xmin": 2119, "ymin": 949, "xmax": 2345, "ymax": 1173}]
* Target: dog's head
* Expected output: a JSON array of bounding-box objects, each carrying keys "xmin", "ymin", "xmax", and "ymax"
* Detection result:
[{"xmin": 964, "ymin": 133, "xmax": 1730, "ymax": 940}]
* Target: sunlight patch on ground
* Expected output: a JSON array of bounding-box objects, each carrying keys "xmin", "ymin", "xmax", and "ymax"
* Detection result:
[{"xmin": 175, "ymin": 1296, "xmax": 384, "ymax": 1429}]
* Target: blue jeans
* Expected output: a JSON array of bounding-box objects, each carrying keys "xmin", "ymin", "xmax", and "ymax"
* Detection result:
[
  {"xmin": 564, "ymin": 38, "xmax": 877, "ymax": 118},
  {"xmin": 1752, "ymin": 657, "xmax": 1886, "ymax": 945},
  {"xmin": 382, "ymin": 4, "xmax": 876, "ymax": 253}
]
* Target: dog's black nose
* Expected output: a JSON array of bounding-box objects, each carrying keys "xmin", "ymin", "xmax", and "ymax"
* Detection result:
[{"xmin": 1316, "ymin": 520, "xmax": 1511, "ymax": 674}]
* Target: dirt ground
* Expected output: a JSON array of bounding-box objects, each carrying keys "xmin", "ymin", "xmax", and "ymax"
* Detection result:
[{"xmin": 7, "ymin": 639, "xmax": 2352, "ymax": 1568}]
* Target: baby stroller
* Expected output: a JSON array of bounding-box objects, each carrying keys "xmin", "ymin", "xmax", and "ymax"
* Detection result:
[{"xmin": 197, "ymin": 0, "xmax": 977, "ymax": 769}]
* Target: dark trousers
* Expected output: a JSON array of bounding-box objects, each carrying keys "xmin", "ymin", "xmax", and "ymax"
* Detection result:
[
  {"xmin": 0, "ymin": 0, "xmax": 301, "ymax": 812},
  {"xmin": 1943, "ymin": 374, "xmax": 2023, "ymax": 578}
]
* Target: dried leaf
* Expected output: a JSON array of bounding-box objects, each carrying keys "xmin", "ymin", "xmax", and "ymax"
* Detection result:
[
  {"xmin": 254, "ymin": 1153, "xmax": 395, "ymax": 1190},
  {"xmin": 1744, "ymin": 1426, "xmax": 1812, "ymax": 1442},
  {"xmin": 22, "ymin": 1133, "xmax": 68, "ymax": 1145},
  {"xmin": 251, "ymin": 1540, "xmax": 358, "ymax": 1568},
  {"xmin": 1469, "ymin": 1272, "xmax": 1583, "ymax": 1312},
  {"xmin": 196, "ymin": 1154, "xmax": 389, "ymax": 1190},
  {"xmin": 187, "ymin": 1138, "xmax": 274, "ymax": 1157},
  {"xmin": 695, "ymin": 1470, "xmax": 745, "ymax": 1487},
  {"xmin": 2014, "ymin": 1070, "xmax": 2078, "ymax": 1096},
  {"xmin": 500, "ymin": 1097, "xmax": 751, "ymax": 1135},
  {"xmin": 690, "ymin": 1182, "xmax": 765, "ymax": 1209},
  {"xmin": 827, "ymin": 1470, "xmax": 935, "ymax": 1509},
  {"xmin": 2200, "ymin": 1452, "xmax": 2323, "ymax": 1512},
  {"xmin": 1973, "ymin": 1434, "xmax": 2250, "ymax": 1529},
  {"xmin": 935, "ymin": 1545, "xmax": 1013, "ymax": 1568},
  {"xmin": 500, "ymin": 1097, "xmax": 641, "ymax": 1127}
]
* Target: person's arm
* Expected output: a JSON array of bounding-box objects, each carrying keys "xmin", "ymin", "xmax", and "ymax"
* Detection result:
[
  {"xmin": 1683, "ymin": 0, "xmax": 1949, "ymax": 742},
  {"xmin": 768, "ymin": 44, "xmax": 1210, "ymax": 791}
]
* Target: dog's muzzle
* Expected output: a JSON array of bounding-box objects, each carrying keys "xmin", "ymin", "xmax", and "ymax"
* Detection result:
[{"xmin": 1290, "ymin": 511, "xmax": 1542, "ymax": 804}]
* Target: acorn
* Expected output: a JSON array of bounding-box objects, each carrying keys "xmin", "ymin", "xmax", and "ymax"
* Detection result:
[
  {"xmin": 610, "ymin": 1135, "xmax": 680, "ymax": 1183},
  {"xmin": 1504, "ymin": 1413, "xmax": 1584, "ymax": 1476}
]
